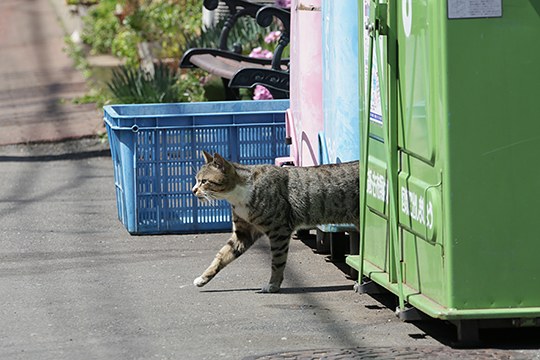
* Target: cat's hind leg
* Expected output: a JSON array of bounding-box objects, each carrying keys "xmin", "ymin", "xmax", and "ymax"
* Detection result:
[
  {"xmin": 260, "ymin": 229, "xmax": 293, "ymax": 293},
  {"xmin": 194, "ymin": 214, "xmax": 264, "ymax": 288}
]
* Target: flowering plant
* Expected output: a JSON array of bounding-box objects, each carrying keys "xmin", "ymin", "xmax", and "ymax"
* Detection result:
[
  {"xmin": 249, "ymin": 46, "xmax": 274, "ymax": 59},
  {"xmin": 275, "ymin": 0, "xmax": 291, "ymax": 9},
  {"xmin": 253, "ymin": 85, "xmax": 274, "ymax": 100},
  {"xmin": 248, "ymin": 46, "xmax": 274, "ymax": 100},
  {"xmin": 264, "ymin": 30, "xmax": 282, "ymax": 44}
]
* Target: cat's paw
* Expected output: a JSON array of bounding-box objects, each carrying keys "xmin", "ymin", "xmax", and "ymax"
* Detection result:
[
  {"xmin": 260, "ymin": 283, "xmax": 281, "ymax": 293},
  {"xmin": 193, "ymin": 276, "xmax": 209, "ymax": 287}
]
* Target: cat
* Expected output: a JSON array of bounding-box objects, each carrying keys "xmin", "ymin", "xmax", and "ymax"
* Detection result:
[{"xmin": 192, "ymin": 151, "xmax": 359, "ymax": 293}]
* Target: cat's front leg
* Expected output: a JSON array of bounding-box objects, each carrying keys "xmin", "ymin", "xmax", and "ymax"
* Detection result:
[
  {"xmin": 260, "ymin": 230, "xmax": 292, "ymax": 293},
  {"xmin": 194, "ymin": 215, "xmax": 263, "ymax": 288}
]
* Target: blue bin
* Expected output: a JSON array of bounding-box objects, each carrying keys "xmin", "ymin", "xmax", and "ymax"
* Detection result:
[
  {"xmin": 104, "ymin": 100, "xmax": 290, "ymax": 234},
  {"xmin": 320, "ymin": 0, "xmax": 360, "ymax": 164},
  {"xmin": 318, "ymin": 0, "xmax": 360, "ymax": 233}
]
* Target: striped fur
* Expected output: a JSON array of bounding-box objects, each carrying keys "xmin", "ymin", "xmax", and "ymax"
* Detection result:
[{"xmin": 192, "ymin": 151, "xmax": 359, "ymax": 293}]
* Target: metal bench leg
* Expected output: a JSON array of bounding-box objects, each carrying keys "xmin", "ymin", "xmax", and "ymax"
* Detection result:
[{"xmin": 222, "ymin": 77, "xmax": 240, "ymax": 100}]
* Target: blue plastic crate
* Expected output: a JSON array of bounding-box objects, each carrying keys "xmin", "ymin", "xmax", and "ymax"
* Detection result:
[{"xmin": 104, "ymin": 100, "xmax": 290, "ymax": 234}]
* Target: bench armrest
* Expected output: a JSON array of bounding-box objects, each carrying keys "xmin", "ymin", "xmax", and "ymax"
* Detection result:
[
  {"xmin": 204, "ymin": 0, "xmax": 270, "ymax": 51},
  {"xmin": 256, "ymin": 5, "xmax": 290, "ymax": 70},
  {"xmin": 180, "ymin": 48, "xmax": 289, "ymax": 69}
]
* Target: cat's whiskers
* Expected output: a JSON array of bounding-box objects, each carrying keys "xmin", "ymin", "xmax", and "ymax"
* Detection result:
[{"xmin": 202, "ymin": 191, "xmax": 220, "ymax": 204}]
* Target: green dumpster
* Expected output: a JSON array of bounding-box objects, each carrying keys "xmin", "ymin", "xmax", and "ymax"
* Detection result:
[{"xmin": 347, "ymin": 0, "xmax": 540, "ymax": 342}]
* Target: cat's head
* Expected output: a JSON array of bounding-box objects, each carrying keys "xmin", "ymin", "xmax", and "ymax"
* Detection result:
[{"xmin": 192, "ymin": 151, "xmax": 238, "ymax": 202}]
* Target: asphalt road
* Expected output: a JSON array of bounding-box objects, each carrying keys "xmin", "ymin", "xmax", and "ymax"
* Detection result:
[{"xmin": 0, "ymin": 139, "xmax": 539, "ymax": 359}]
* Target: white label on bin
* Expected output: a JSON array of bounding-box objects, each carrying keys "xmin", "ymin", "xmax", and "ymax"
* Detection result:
[
  {"xmin": 367, "ymin": 168, "xmax": 388, "ymax": 203},
  {"xmin": 363, "ymin": 0, "xmax": 383, "ymax": 125},
  {"xmin": 448, "ymin": 0, "xmax": 502, "ymax": 19},
  {"xmin": 401, "ymin": 186, "xmax": 434, "ymax": 230}
]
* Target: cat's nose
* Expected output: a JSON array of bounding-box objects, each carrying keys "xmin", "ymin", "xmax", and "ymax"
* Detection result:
[{"xmin": 192, "ymin": 184, "xmax": 198, "ymax": 195}]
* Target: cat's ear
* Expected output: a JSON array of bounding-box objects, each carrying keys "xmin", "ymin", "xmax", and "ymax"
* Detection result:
[
  {"xmin": 202, "ymin": 150, "xmax": 213, "ymax": 164},
  {"xmin": 213, "ymin": 153, "xmax": 229, "ymax": 171}
]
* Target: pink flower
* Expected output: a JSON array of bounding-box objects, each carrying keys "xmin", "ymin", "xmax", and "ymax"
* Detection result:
[
  {"xmin": 249, "ymin": 46, "xmax": 273, "ymax": 59},
  {"xmin": 264, "ymin": 30, "xmax": 282, "ymax": 44},
  {"xmin": 253, "ymin": 85, "xmax": 274, "ymax": 100},
  {"xmin": 275, "ymin": 0, "xmax": 291, "ymax": 8},
  {"xmin": 198, "ymin": 75, "xmax": 210, "ymax": 86}
]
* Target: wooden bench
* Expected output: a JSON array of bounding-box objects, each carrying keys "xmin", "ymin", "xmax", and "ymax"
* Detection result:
[{"xmin": 180, "ymin": 0, "xmax": 290, "ymax": 99}]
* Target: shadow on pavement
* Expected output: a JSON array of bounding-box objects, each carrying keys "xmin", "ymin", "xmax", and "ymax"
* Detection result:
[
  {"xmin": 0, "ymin": 149, "xmax": 110, "ymax": 162},
  {"xmin": 294, "ymin": 231, "xmax": 540, "ymax": 351}
]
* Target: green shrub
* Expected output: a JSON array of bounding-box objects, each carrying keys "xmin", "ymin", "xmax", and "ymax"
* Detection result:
[
  {"xmin": 78, "ymin": 0, "xmax": 287, "ymax": 104},
  {"xmin": 183, "ymin": 17, "xmax": 283, "ymax": 56},
  {"xmin": 81, "ymin": 0, "xmax": 119, "ymax": 54},
  {"xmin": 108, "ymin": 63, "xmax": 178, "ymax": 103},
  {"xmin": 107, "ymin": 63, "xmax": 205, "ymax": 104},
  {"xmin": 82, "ymin": 0, "xmax": 202, "ymax": 64}
]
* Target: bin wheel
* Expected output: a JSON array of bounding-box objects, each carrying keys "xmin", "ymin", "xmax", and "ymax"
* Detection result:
[
  {"xmin": 295, "ymin": 229, "xmax": 311, "ymax": 239},
  {"xmin": 329, "ymin": 232, "xmax": 349, "ymax": 262},
  {"xmin": 349, "ymin": 232, "xmax": 360, "ymax": 279},
  {"xmin": 315, "ymin": 229, "xmax": 331, "ymax": 254},
  {"xmin": 455, "ymin": 320, "xmax": 480, "ymax": 346}
]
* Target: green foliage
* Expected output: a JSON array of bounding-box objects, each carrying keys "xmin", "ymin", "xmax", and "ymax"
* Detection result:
[
  {"xmin": 177, "ymin": 70, "xmax": 207, "ymax": 103},
  {"xmin": 82, "ymin": 0, "xmax": 202, "ymax": 63},
  {"xmin": 107, "ymin": 63, "xmax": 205, "ymax": 104},
  {"xmin": 77, "ymin": 0, "xmax": 287, "ymax": 105},
  {"xmin": 81, "ymin": 0, "xmax": 119, "ymax": 54},
  {"xmin": 110, "ymin": 29, "xmax": 140, "ymax": 68},
  {"xmin": 82, "ymin": 0, "xmax": 281, "ymax": 60},
  {"xmin": 64, "ymin": 36, "xmax": 111, "ymax": 107},
  {"xmin": 64, "ymin": 36, "xmax": 90, "ymax": 77},
  {"xmin": 108, "ymin": 63, "xmax": 178, "ymax": 103},
  {"xmin": 66, "ymin": 0, "xmax": 99, "ymax": 4},
  {"xmin": 184, "ymin": 17, "xmax": 282, "ymax": 56}
]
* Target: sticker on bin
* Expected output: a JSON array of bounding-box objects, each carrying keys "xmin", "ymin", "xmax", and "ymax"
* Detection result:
[{"xmin": 448, "ymin": 0, "xmax": 502, "ymax": 19}]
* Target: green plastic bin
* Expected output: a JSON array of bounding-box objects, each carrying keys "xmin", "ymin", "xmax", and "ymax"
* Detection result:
[{"xmin": 347, "ymin": 0, "xmax": 540, "ymax": 342}]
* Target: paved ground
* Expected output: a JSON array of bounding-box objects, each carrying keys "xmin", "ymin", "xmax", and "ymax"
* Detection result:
[
  {"xmin": 0, "ymin": 0, "xmax": 102, "ymax": 145},
  {"xmin": 1, "ymin": 0, "xmax": 540, "ymax": 358},
  {"xmin": 0, "ymin": 139, "xmax": 539, "ymax": 359}
]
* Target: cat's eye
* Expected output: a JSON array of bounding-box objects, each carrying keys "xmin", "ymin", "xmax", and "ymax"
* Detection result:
[{"xmin": 200, "ymin": 179, "xmax": 207, "ymax": 184}]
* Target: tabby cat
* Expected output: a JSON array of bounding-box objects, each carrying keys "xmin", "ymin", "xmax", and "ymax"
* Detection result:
[{"xmin": 192, "ymin": 151, "xmax": 359, "ymax": 293}]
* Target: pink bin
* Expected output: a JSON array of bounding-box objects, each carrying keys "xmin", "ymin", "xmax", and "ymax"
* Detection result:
[{"xmin": 276, "ymin": 0, "xmax": 322, "ymax": 167}]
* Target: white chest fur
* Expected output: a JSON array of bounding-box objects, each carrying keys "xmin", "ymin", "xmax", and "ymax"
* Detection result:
[
  {"xmin": 223, "ymin": 184, "xmax": 252, "ymax": 221},
  {"xmin": 232, "ymin": 203, "xmax": 250, "ymax": 221}
]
